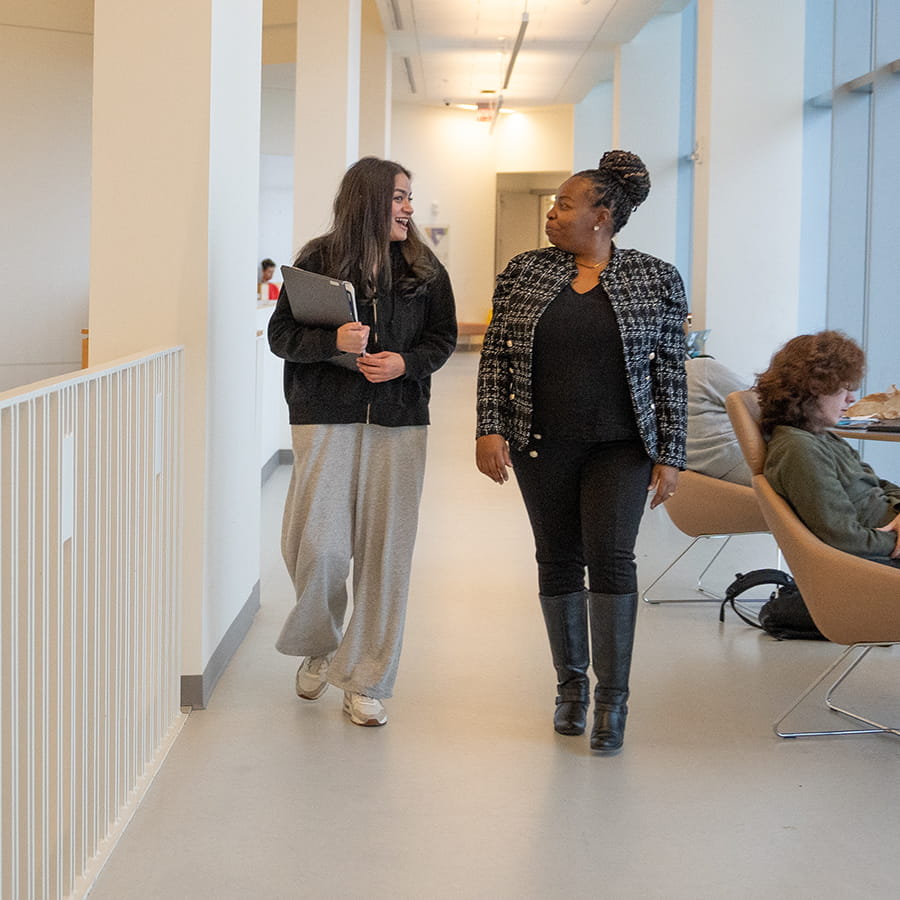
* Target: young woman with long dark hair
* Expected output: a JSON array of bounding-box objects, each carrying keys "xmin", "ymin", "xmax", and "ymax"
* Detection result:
[{"xmin": 268, "ymin": 157, "xmax": 457, "ymax": 726}]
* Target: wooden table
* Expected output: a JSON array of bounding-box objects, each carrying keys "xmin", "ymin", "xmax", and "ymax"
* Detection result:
[{"xmin": 830, "ymin": 428, "xmax": 900, "ymax": 443}]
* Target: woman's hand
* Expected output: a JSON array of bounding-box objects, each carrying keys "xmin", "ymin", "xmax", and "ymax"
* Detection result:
[
  {"xmin": 336, "ymin": 322, "xmax": 370, "ymax": 355},
  {"xmin": 876, "ymin": 513, "xmax": 900, "ymax": 558},
  {"xmin": 647, "ymin": 464, "xmax": 680, "ymax": 510},
  {"xmin": 357, "ymin": 351, "xmax": 406, "ymax": 383},
  {"xmin": 476, "ymin": 434, "xmax": 512, "ymax": 484}
]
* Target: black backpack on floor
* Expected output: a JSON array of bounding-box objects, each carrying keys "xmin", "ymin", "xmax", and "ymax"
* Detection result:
[{"xmin": 719, "ymin": 568, "xmax": 827, "ymax": 641}]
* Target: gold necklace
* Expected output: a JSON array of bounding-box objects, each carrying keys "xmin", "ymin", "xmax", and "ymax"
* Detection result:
[{"xmin": 575, "ymin": 257, "xmax": 610, "ymax": 269}]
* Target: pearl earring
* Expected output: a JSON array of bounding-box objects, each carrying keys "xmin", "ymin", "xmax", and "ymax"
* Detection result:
[{"xmin": 593, "ymin": 225, "xmax": 600, "ymax": 231}]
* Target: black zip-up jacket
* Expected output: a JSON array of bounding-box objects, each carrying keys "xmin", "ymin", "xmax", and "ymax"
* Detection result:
[{"xmin": 268, "ymin": 243, "xmax": 457, "ymax": 427}]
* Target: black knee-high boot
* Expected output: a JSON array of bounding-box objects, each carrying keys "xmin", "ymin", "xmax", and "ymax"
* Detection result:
[
  {"xmin": 539, "ymin": 592, "xmax": 590, "ymax": 735},
  {"xmin": 588, "ymin": 591, "xmax": 638, "ymax": 753}
]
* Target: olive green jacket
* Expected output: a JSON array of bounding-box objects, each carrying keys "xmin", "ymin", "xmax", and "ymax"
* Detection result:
[{"xmin": 765, "ymin": 426, "xmax": 900, "ymax": 560}]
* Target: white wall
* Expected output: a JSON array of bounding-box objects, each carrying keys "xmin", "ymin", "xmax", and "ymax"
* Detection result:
[
  {"xmin": 359, "ymin": 0, "xmax": 391, "ymax": 158},
  {"xmin": 573, "ymin": 83, "xmax": 614, "ymax": 174},
  {"xmin": 572, "ymin": 1, "xmax": 806, "ymax": 382},
  {"xmin": 260, "ymin": 79, "xmax": 573, "ymax": 326},
  {"xmin": 90, "ymin": 0, "xmax": 263, "ymax": 683},
  {"xmin": 260, "ymin": 64, "xmax": 297, "ymax": 268},
  {"xmin": 205, "ymin": 0, "xmax": 264, "ymax": 665},
  {"xmin": 694, "ymin": 0, "xmax": 806, "ymax": 381},
  {"xmin": 259, "ymin": 154, "xmax": 296, "ymax": 272},
  {"xmin": 391, "ymin": 104, "xmax": 574, "ymax": 324},
  {"xmin": 391, "ymin": 105, "xmax": 496, "ymax": 323},
  {"xmin": 256, "ymin": 304, "xmax": 286, "ymax": 467},
  {"xmin": 261, "ymin": 62, "xmax": 296, "ymax": 154},
  {"xmin": 0, "ymin": 5, "xmax": 93, "ymax": 391},
  {"xmin": 293, "ymin": 0, "xmax": 362, "ymax": 251},
  {"xmin": 616, "ymin": 12, "xmax": 685, "ymax": 265}
]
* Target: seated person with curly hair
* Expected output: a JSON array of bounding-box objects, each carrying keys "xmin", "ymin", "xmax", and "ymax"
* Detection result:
[{"xmin": 756, "ymin": 330, "xmax": 900, "ymax": 566}]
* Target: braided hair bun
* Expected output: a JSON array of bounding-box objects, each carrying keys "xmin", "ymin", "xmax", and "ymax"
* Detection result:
[
  {"xmin": 597, "ymin": 150, "xmax": 650, "ymax": 209},
  {"xmin": 576, "ymin": 149, "xmax": 650, "ymax": 234}
]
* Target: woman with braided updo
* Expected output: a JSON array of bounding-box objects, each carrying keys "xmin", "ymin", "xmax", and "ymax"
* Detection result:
[{"xmin": 476, "ymin": 150, "xmax": 688, "ymax": 754}]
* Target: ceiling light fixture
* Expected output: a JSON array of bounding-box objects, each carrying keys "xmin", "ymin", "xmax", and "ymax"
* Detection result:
[
  {"xmin": 502, "ymin": 11, "xmax": 529, "ymax": 90},
  {"xmin": 388, "ymin": 0, "xmax": 404, "ymax": 30},
  {"xmin": 488, "ymin": 95, "xmax": 506, "ymax": 134},
  {"xmin": 476, "ymin": 100, "xmax": 497, "ymax": 123},
  {"xmin": 403, "ymin": 57, "xmax": 417, "ymax": 94}
]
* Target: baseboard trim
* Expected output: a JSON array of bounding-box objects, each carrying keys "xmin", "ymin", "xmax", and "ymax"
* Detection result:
[
  {"xmin": 180, "ymin": 581, "xmax": 261, "ymax": 709},
  {"xmin": 261, "ymin": 448, "xmax": 293, "ymax": 485}
]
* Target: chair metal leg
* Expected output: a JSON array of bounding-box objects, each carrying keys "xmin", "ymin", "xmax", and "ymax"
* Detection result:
[
  {"xmin": 642, "ymin": 535, "xmax": 728, "ymax": 604},
  {"xmin": 643, "ymin": 531, "xmax": 778, "ymax": 604},
  {"xmin": 694, "ymin": 536, "xmax": 732, "ymax": 596},
  {"xmin": 774, "ymin": 642, "xmax": 900, "ymax": 739}
]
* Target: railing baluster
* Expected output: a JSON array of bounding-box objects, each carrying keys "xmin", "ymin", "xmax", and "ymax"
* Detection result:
[{"xmin": 0, "ymin": 348, "xmax": 183, "ymax": 899}]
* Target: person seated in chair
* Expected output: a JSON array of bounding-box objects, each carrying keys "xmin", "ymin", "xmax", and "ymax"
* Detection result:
[
  {"xmin": 685, "ymin": 356, "xmax": 752, "ymax": 485},
  {"xmin": 756, "ymin": 330, "xmax": 900, "ymax": 566}
]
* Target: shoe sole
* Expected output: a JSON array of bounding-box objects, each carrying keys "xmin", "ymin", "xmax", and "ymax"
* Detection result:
[
  {"xmin": 590, "ymin": 743, "xmax": 623, "ymax": 756},
  {"xmin": 342, "ymin": 697, "xmax": 387, "ymax": 727},
  {"xmin": 296, "ymin": 680, "xmax": 328, "ymax": 701}
]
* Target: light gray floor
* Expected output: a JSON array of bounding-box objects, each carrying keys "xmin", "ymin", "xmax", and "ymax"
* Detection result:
[{"xmin": 90, "ymin": 352, "xmax": 900, "ymax": 899}]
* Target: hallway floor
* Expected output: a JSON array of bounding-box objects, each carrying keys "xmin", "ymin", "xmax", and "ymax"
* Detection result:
[{"xmin": 90, "ymin": 353, "xmax": 900, "ymax": 899}]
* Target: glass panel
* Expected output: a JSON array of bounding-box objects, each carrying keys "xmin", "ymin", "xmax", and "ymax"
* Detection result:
[
  {"xmin": 875, "ymin": 0, "xmax": 900, "ymax": 66},
  {"xmin": 826, "ymin": 91, "xmax": 870, "ymax": 342},
  {"xmin": 833, "ymin": 0, "xmax": 874, "ymax": 83}
]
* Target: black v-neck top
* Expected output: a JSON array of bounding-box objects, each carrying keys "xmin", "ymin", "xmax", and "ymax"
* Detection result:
[{"xmin": 530, "ymin": 281, "xmax": 639, "ymax": 442}]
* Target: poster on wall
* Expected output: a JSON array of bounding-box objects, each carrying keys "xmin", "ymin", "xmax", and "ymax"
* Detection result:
[{"xmin": 423, "ymin": 226, "xmax": 449, "ymax": 266}]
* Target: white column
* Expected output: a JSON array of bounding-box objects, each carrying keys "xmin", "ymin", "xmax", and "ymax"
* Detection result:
[
  {"xmin": 90, "ymin": 0, "xmax": 263, "ymax": 690},
  {"xmin": 359, "ymin": 0, "xmax": 392, "ymax": 159},
  {"xmin": 692, "ymin": 0, "xmax": 805, "ymax": 380},
  {"xmin": 615, "ymin": 12, "xmax": 684, "ymax": 264},
  {"xmin": 691, "ymin": 0, "xmax": 714, "ymax": 334},
  {"xmin": 293, "ymin": 0, "xmax": 362, "ymax": 249}
]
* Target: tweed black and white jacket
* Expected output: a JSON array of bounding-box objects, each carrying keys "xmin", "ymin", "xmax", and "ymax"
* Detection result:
[{"xmin": 476, "ymin": 245, "xmax": 688, "ymax": 468}]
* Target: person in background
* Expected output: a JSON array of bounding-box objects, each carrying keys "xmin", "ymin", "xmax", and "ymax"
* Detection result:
[
  {"xmin": 259, "ymin": 258, "xmax": 279, "ymax": 300},
  {"xmin": 757, "ymin": 330, "xmax": 900, "ymax": 566},
  {"xmin": 685, "ymin": 355, "xmax": 752, "ymax": 485},
  {"xmin": 268, "ymin": 157, "xmax": 457, "ymax": 726},
  {"xmin": 475, "ymin": 150, "xmax": 688, "ymax": 754}
]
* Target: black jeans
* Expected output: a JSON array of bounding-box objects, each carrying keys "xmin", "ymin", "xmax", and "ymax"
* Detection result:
[{"xmin": 511, "ymin": 438, "xmax": 653, "ymax": 597}]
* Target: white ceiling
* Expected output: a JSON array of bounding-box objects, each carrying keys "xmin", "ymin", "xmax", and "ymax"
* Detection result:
[
  {"xmin": 374, "ymin": 0, "xmax": 683, "ymax": 108},
  {"xmin": 264, "ymin": 0, "xmax": 688, "ymax": 109}
]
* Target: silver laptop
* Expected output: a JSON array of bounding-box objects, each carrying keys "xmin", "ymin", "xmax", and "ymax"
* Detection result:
[
  {"xmin": 280, "ymin": 265, "xmax": 362, "ymax": 370},
  {"xmin": 280, "ymin": 265, "xmax": 359, "ymax": 326}
]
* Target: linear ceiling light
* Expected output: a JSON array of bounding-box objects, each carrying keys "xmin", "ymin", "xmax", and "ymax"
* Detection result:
[
  {"xmin": 403, "ymin": 56, "xmax": 417, "ymax": 94},
  {"xmin": 502, "ymin": 12, "xmax": 529, "ymax": 90},
  {"xmin": 388, "ymin": 0, "xmax": 404, "ymax": 30}
]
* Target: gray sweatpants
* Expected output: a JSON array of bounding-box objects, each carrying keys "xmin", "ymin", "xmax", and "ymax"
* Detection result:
[{"xmin": 276, "ymin": 423, "xmax": 427, "ymax": 699}]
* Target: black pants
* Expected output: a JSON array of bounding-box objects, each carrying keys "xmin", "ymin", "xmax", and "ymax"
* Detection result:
[{"xmin": 511, "ymin": 439, "xmax": 653, "ymax": 597}]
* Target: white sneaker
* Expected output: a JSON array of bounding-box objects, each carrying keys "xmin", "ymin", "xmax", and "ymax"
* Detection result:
[
  {"xmin": 295, "ymin": 655, "xmax": 332, "ymax": 700},
  {"xmin": 342, "ymin": 691, "xmax": 387, "ymax": 727}
]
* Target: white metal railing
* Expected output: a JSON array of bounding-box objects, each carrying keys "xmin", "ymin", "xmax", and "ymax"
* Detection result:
[{"xmin": 0, "ymin": 347, "xmax": 186, "ymax": 899}]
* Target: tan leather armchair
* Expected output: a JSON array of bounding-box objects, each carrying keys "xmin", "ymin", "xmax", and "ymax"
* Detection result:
[
  {"xmin": 726, "ymin": 389, "xmax": 900, "ymax": 739},
  {"xmin": 642, "ymin": 469, "xmax": 769, "ymax": 604}
]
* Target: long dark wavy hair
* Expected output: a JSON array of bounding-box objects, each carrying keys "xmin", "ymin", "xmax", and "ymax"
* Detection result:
[
  {"xmin": 294, "ymin": 157, "xmax": 435, "ymax": 299},
  {"xmin": 756, "ymin": 330, "xmax": 865, "ymax": 434},
  {"xmin": 575, "ymin": 149, "xmax": 651, "ymax": 234}
]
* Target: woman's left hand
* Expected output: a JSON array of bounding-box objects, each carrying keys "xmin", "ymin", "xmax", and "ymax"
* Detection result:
[
  {"xmin": 357, "ymin": 351, "xmax": 406, "ymax": 383},
  {"xmin": 647, "ymin": 464, "xmax": 680, "ymax": 510},
  {"xmin": 876, "ymin": 513, "xmax": 900, "ymax": 559}
]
